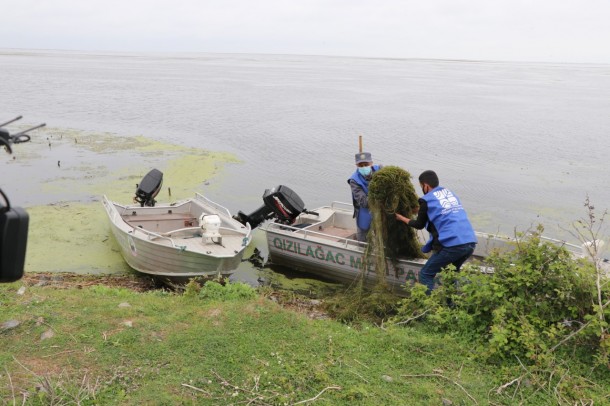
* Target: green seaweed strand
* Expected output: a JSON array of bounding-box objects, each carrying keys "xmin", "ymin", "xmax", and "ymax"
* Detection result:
[{"xmin": 366, "ymin": 166, "xmax": 425, "ymax": 286}]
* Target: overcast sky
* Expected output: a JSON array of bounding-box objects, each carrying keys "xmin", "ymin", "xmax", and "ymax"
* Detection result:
[{"xmin": 2, "ymin": 0, "xmax": 609, "ymax": 63}]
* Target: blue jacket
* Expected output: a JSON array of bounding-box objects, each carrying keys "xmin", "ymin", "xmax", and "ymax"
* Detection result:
[
  {"xmin": 421, "ymin": 186, "xmax": 477, "ymax": 253},
  {"xmin": 348, "ymin": 165, "xmax": 381, "ymax": 231}
]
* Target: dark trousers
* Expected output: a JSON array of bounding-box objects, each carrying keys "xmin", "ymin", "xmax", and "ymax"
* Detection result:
[
  {"xmin": 356, "ymin": 227, "xmax": 368, "ymax": 242},
  {"xmin": 419, "ymin": 243, "xmax": 476, "ymax": 293}
]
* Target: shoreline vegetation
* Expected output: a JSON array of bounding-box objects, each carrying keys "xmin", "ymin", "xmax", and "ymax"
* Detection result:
[
  {"xmin": 2, "ymin": 239, "xmax": 610, "ymax": 405},
  {"xmin": 3, "ymin": 127, "xmax": 609, "ymax": 404}
]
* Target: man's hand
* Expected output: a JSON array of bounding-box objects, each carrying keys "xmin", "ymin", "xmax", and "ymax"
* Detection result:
[{"xmin": 395, "ymin": 213, "xmax": 410, "ymax": 224}]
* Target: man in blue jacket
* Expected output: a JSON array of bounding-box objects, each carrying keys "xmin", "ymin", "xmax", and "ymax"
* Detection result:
[
  {"xmin": 348, "ymin": 152, "xmax": 381, "ymax": 242},
  {"xmin": 395, "ymin": 170, "xmax": 477, "ymax": 293}
]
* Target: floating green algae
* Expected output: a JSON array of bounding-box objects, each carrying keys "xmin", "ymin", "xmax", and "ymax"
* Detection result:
[
  {"xmin": 366, "ymin": 165, "xmax": 425, "ymax": 287},
  {"xmin": 259, "ymin": 266, "xmax": 343, "ymax": 296},
  {"xmin": 27, "ymin": 127, "xmax": 240, "ymax": 203},
  {"xmin": 26, "ymin": 202, "xmax": 130, "ymax": 274}
]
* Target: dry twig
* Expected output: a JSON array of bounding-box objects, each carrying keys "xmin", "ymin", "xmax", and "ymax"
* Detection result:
[
  {"xmin": 42, "ymin": 350, "xmax": 77, "ymax": 358},
  {"xmin": 394, "ymin": 309, "xmax": 431, "ymax": 325},
  {"xmin": 291, "ymin": 386, "xmax": 342, "ymax": 405},
  {"xmin": 4, "ymin": 366, "xmax": 16, "ymax": 406},
  {"xmin": 495, "ymin": 376, "xmax": 522, "ymax": 395},
  {"xmin": 353, "ymin": 358, "xmax": 369, "ymax": 369},
  {"xmin": 181, "ymin": 383, "xmax": 211, "ymax": 396}
]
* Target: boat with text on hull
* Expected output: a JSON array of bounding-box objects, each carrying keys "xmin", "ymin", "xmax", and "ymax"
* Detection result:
[{"xmin": 234, "ymin": 186, "xmax": 603, "ymax": 296}]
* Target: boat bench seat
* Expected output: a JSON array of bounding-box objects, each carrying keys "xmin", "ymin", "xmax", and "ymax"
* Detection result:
[
  {"xmin": 294, "ymin": 208, "xmax": 334, "ymax": 228},
  {"xmin": 125, "ymin": 214, "xmax": 199, "ymax": 234}
]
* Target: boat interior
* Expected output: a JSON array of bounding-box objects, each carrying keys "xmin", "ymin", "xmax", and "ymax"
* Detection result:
[
  {"xmin": 123, "ymin": 211, "xmax": 200, "ymax": 234},
  {"xmin": 113, "ymin": 199, "xmax": 250, "ymax": 254},
  {"xmin": 293, "ymin": 206, "xmax": 356, "ymax": 237},
  {"xmin": 270, "ymin": 203, "xmax": 368, "ymax": 248}
]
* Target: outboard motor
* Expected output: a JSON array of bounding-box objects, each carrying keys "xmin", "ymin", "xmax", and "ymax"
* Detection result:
[
  {"xmin": 134, "ymin": 169, "xmax": 163, "ymax": 207},
  {"xmin": 234, "ymin": 185, "xmax": 308, "ymax": 229}
]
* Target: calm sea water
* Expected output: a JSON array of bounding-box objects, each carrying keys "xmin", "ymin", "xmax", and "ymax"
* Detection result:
[{"xmin": 2, "ymin": 49, "xmax": 610, "ymax": 242}]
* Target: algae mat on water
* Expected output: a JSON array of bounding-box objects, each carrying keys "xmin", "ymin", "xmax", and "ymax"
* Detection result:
[{"xmin": 9, "ymin": 127, "xmax": 239, "ymax": 274}]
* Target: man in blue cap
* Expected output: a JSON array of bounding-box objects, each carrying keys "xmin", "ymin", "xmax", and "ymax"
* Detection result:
[
  {"xmin": 348, "ymin": 152, "xmax": 381, "ymax": 242},
  {"xmin": 395, "ymin": 170, "xmax": 477, "ymax": 293}
]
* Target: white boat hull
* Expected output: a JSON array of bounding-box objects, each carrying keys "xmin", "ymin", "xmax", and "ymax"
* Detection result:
[{"xmin": 103, "ymin": 194, "xmax": 251, "ymax": 279}]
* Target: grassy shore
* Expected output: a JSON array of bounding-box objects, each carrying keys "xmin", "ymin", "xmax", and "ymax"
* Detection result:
[
  {"xmin": 1, "ymin": 273, "xmax": 607, "ymax": 405},
  {"xmin": 0, "ymin": 273, "xmax": 492, "ymax": 405}
]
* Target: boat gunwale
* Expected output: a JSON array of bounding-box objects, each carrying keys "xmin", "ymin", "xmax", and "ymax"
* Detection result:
[{"xmin": 102, "ymin": 194, "xmax": 252, "ymax": 255}]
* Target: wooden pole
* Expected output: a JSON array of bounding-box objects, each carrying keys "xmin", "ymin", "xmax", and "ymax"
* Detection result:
[{"xmin": 358, "ymin": 135, "xmax": 363, "ymax": 153}]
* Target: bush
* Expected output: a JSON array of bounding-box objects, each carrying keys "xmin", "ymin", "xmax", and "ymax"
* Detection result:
[
  {"xmin": 392, "ymin": 227, "xmax": 610, "ymax": 364},
  {"xmin": 199, "ymin": 280, "xmax": 257, "ymax": 301}
]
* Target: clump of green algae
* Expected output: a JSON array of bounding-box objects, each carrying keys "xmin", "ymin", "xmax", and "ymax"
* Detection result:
[{"xmin": 366, "ymin": 165, "xmax": 425, "ymax": 287}]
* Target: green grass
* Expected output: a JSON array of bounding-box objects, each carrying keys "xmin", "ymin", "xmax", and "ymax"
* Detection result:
[{"xmin": 0, "ymin": 278, "xmax": 607, "ymax": 405}]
